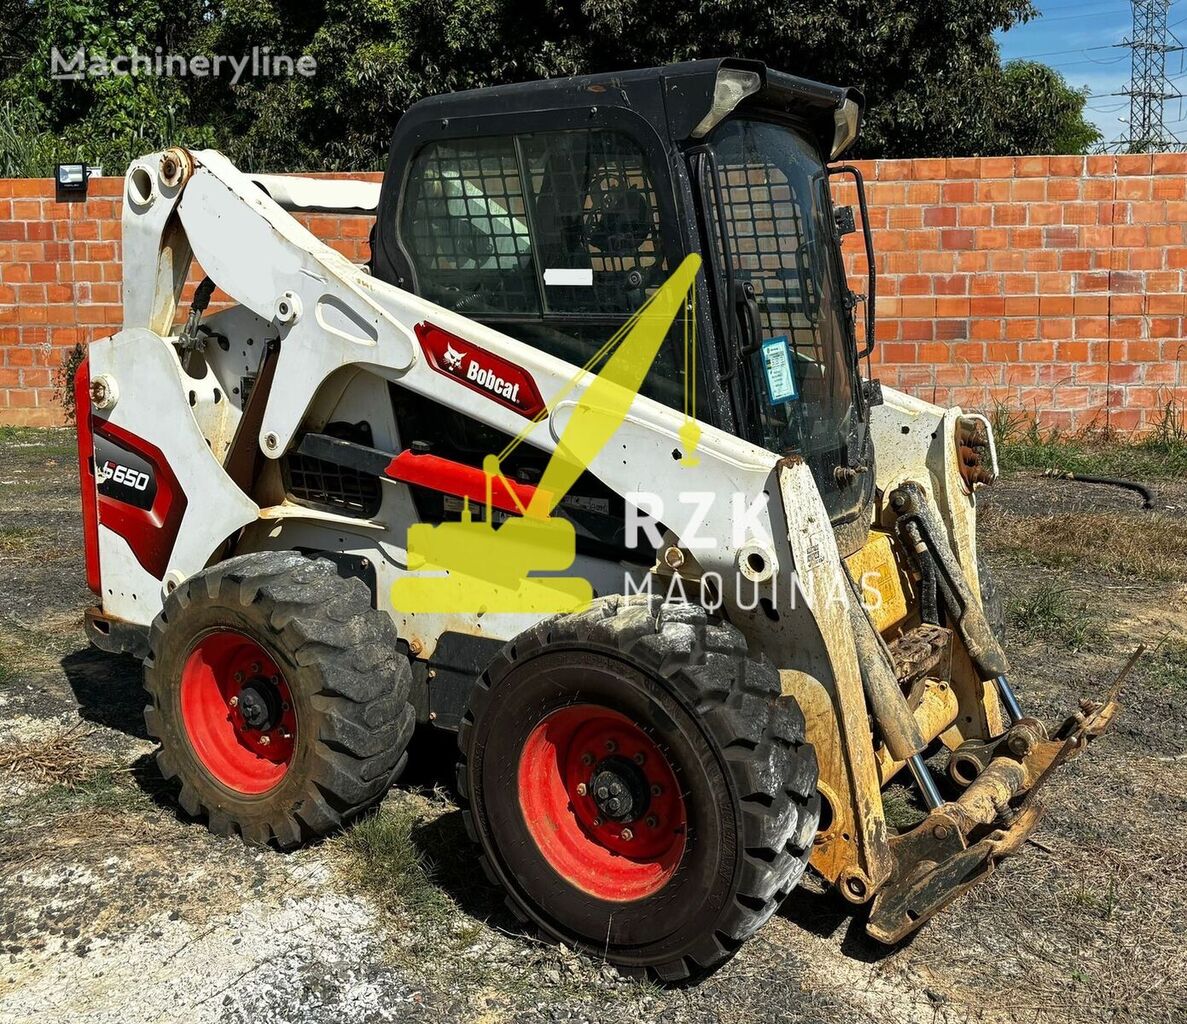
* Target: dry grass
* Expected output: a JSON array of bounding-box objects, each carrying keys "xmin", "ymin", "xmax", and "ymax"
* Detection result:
[
  {"xmin": 981, "ymin": 506, "xmax": 1187, "ymax": 581},
  {"xmin": 993, "ymin": 397, "xmax": 1187, "ymax": 481},
  {"xmin": 0, "ymin": 722, "xmax": 108, "ymax": 788},
  {"xmin": 0, "ymin": 525, "xmax": 45, "ymax": 556},
  {"xmin": 926, "ymin": 756, "xmax": 1187, "ymax": 1024}
]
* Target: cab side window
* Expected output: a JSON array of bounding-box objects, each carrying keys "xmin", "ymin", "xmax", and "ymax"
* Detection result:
[
  {"xmin": 400, "ymin": 136, "xmax": 539, "ymax": 315},
  {"xmin": 399, "ymin": 129, "xmax": 683, "ymax": 408},
  {"xmin": 520, "ymin": 130, "xmax": 667, "ymax": 315}
]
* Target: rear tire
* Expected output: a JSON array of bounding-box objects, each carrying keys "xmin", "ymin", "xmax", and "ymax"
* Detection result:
[
  {"xmin": 144, "ymin": 551, "xmax": 415, "ymax": 847},
  {"xmin": 458, "ymin": 594, "xmax": 820, "ymax": 981}
]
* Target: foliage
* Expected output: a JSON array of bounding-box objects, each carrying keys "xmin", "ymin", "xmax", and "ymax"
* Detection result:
[
  {"xmin": 0, "ymin": 0, "xmax": 1103, "ymax": 174},
  {"xmin": 0, "ymin": 0, "xmax": 216, "ymax": 175},
  {"xmin": 54, "ymin": 342, "xmax": 87, "ymax": 425},
  {"xmin": 993, "ymin": 398, "xmax": 1187, "ymax": 480},
  {"xmin": 994, "ymin": 61, "xmax": 1101, "ymax": 155}
]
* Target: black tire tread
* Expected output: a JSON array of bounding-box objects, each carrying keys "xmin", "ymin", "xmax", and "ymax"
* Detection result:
[
  {"xmin": 144, "ymin": 551, "xmax": 415, "ymax": 848},
  {"xmin": 457, "ymin": 593, "xmax": 820, "ymax": 982}
]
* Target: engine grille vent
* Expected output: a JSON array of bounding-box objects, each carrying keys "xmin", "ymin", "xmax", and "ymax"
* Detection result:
[{"xmin": 283, "ymin": 421, "xmax": 382, "ymax": 517}]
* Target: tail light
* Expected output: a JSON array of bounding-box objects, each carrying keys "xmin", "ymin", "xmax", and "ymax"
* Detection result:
[{"xmin": 74, "ymin": 356, "xmax": 101, "ymax": 595}]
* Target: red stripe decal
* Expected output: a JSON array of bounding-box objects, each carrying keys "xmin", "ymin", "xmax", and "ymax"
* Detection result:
[
  {"xmin": 93, "ymin": 419, "xmax": 188, "ymax": 580},
  {"xmin": 74, "ymin": 357, "xmax": 101, "ymax": 595}
]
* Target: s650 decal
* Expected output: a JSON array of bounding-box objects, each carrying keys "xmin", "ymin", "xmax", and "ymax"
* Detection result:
[{"xmin": 94, "ymin": 435, "xmax": 158, "ymax": 511}]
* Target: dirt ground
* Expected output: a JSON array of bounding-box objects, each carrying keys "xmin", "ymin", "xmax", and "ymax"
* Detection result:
[{"xmin": 1, "ymin": 427, "xmax": 1184, "ymax": 1024}]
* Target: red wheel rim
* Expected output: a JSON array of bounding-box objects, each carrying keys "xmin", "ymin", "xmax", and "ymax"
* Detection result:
[
  {"xmin": 517, "ymin": 704, "xmax": 687, "ymax": 902},
  {"xmin": 179, "ymin": 630, "xmax": 296, "ymax": 795}
]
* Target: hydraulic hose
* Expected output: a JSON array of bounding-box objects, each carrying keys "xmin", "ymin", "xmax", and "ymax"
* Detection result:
[{"xmin": 1041, "ymin": 469, "xmax": 1154, "ymax": 509}]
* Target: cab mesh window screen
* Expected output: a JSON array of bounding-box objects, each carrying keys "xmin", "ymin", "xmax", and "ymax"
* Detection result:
[
  {"xmin": 401, "ymin": 137, "xmax": 539, "ymax": 315},
  {"xmin": 713, "ymin": 143, "xmax": 822, "ymax": 367},
  {"xmin": 399, "ymin": 129, "xmax": 687, "ymax": 412},
  {"xmin": 709, "ymin": 119, "xmax": 853, "ymax": 457},
  {"xmin": 521, "ymin": 131, "xmax": 667, "ymax": 315}
]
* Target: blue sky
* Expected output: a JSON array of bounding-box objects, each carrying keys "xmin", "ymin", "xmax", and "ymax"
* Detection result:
[{"xmin": 996, "ymin": 0, "xmax": 1187, "ymax": 146}]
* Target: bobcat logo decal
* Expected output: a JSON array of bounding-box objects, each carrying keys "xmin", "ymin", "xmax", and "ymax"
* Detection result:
[{"xmin": 443, "ymin": 343, "xmax": 466, "ymax": 372}]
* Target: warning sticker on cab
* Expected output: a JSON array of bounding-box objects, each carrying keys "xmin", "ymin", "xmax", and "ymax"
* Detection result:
[{"xmin": 760, "ymin": 336, "xmax": 798, "ymax": 405}]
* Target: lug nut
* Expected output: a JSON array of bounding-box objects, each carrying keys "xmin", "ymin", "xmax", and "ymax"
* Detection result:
[
  {"xmin": 581, "ymin": 753, "xmax": 594, "ymax": 766},
  {"xmin": 604, "ymin": 739, "xmax": 617, "ymax": 752},
  {"xmin": 280, "ymin": 730, "xmax": 292, "ymax": 740},
  {"xmin": 575, "ymin": 783, "xmax": 587, "ymax": 797},
  {"xmin": 592, "ymin": 816, "xmax": 603, "ymax": 827},
  {"xmin": 645, "ymin": 815, "xmax": 658, "ymax": 828},
  {"xmin": 259, "ymin": 735, "xmax": 271, "ymax": 746},
  {"xmin": 633, "ymin": 752, "xmax": 645, "ymax": 765},
  {"xmin": 620, "ymin": 828, "xmax": 633, "ymax": 842},
  {"xmin": 270, "ymin": 675, "xmax": 279, "ymax": 685},
  {"xmin": 251, "ymin": 662, "xmax": 260, "ymax": 674},
  {"xmin": 234, "ymin": 671, "xmax": 244, "ymax": 683},
  {"xmin": 229, "ymin": 695, "xmax": 239, "ymax": 707},
  {"xmin": 650, "ymin": 784, "xmax": 662, "ymax": 796}
]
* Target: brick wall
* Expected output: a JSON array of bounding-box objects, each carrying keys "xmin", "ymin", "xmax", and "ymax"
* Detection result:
[
  {"xmin": 2, "ymin": 155, "xmax": 1186, "ymax": 431},
  {"xmin": 839, "ymin": 153, "xmax": 1187, "ymax": 433},
  {"xmin": 0, "ymin": 173, "xmax": 382, "ymax": 426}
]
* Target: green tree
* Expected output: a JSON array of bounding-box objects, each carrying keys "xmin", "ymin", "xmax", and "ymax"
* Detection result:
[
  {"xmin": 0, "ymin": 0, "xmax": 1105, "ymax": 174},
  {"xmin": 993, "ymin": 60, "xmax": 1102, "ymax": 155},
  {"xmin": 0, "ymin": 0, "xmax": 216, "ymax": 175},
  {"xmin": 191, "ymin": 0, "xmax": 1086, "ymax": 169}
]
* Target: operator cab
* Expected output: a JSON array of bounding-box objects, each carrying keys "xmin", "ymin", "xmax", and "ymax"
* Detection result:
[{"xmin": 372, "ymin": 58, "xmax": 878, "ymax": 552}]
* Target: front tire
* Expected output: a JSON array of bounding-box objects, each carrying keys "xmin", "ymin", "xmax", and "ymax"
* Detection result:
[
  {"xmin": 144, "ymin": 552, "xmax": 415, "ymax": 847},
  {"xmin": 458, "ymin": 595, "xmax": 820, "ymax": 981}
]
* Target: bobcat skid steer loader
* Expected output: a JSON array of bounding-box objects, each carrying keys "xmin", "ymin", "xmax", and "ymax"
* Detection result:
[{"xmin": 76, "ymin": 58, "xmax": 1119, "ymax": 981}]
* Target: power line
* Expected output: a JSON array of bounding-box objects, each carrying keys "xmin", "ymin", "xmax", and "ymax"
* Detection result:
[
  {"xmin": 1106, "ymin": 0, "xmax": 1185, "ymax": 151},
  {"xmin": 1003, "ymin": 45, "xmax": 1114, "ymax": 58},
  {"xmin": 1040, "ymin": 8, "xmax": 1135, "ymax": 22}
]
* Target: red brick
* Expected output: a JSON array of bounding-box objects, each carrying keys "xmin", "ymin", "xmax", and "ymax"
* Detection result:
[
  {"xmin": 1004, "ymin": 296, "xmax": 1040, "ymax": 316},
  {"xmin": 1013, "ymin": 179, "xmax": 1047, "ymax": 202},
  {"xmin": 1115, "ymin": 154, "xmax": 1153, "ymax": 176},
  {"xmin": 1022, "ymin": 341, "xmax": 1056, "ymax": 361},
  {"xmin": 1049, "ymin": 156, "xmax": 1086, "ymax": 176},
  {"xmin": 1039, "ymin": 296, "xmax": 1074, "ymax": 317},
  {"xmin": 992, "ymin": 204, "xmax": 1026, "ymax": 226},
  {"xmin": 971, "ymin": 319, "xmax": 1005, "ymax": 341},
  {"xmin": 1048, "ymin": 179, "xmax": 1081, "ymax": 201},
  {"xmin": 941, "ymin": 229, "xmax": 975, "ymax": 250},
  {"xmin": 1148, "ymin": 294, "xmax": 1185, "ymax": 315},
  {"xmin": 910, "ymin": 159, "xmax": 947, "ymax": 180},
  {"xmin": 942, "ymin": 181, "xmax": 975, "ymax": 204},
  {"xmin": 980, "ymin": 157, "xmax": 1015, "ymax": 178},
  {"xmin": 978, "ymin": 180, "xmax": 1012, "ymax": 203},
  {"xmin": 924, "ymin": 206, "xmax": 957, "ymax": 227},
  {"xmin": 1152, "ymin": 153, "xmax": 1187, "ymax": 175},
  {"xmin": 945, "ymin": 158, "xmax": 981, "ymax": 179}
]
